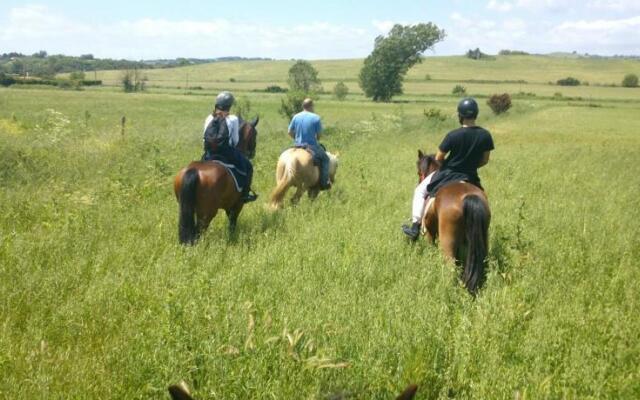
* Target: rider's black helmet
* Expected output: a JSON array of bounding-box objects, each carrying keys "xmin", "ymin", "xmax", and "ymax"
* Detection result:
[
  {"xmin": 457, "ymin": 97, "xmax": 479, "ymax": 119},
  {"xmin": 215, "ymin": 91, "xmax": 235, "ymax": 111}
]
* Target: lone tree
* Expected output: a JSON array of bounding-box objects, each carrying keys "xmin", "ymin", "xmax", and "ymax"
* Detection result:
[
  {"xmin": 280, "ymin": 60, "xmax": 321, "ymax": 119},
  {"xmin": 121, "ymin": 69, "xmax": 147, "ymax": 92},
  {"xmin": 359, "ymin": 23, "xmax": 445, "ymax": 102},
  {"xmin": 333, "ymin": 81, "xmax": 349, "ymax": 100},
  {"xmin": 622, "ymin": 73, "xmax": 638, "ymax": 88},
  {"xmin": 287, "ymin": 60, "xmax": 322, "ymax": 93}
]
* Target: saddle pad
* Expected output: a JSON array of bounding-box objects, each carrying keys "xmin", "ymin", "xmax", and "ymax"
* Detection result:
[{"xmin": 208, "ymin": 160, "xmax": 246, "ymax": 192}]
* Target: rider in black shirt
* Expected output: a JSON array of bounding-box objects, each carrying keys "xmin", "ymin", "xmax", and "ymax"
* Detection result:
[{"xmin": 402, "ymin": 98, "xmax": 494, "ymax": 240}]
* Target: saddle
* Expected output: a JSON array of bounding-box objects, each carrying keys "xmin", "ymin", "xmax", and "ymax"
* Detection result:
[{"xmin": 291, "ymin": 145, "xmax": 321, "ymax": 166}]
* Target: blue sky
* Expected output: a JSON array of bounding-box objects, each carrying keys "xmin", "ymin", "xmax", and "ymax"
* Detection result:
[{"xmin": 1, "ymin": 1, "xmax": 639, "ymax": 59}]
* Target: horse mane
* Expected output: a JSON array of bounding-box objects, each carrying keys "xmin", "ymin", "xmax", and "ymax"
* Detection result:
[
  {"xmin": 422, "ymin": 153, "xmax": 438, "ymax": 164},
  {"xmin": 418, "ymin": 152, "xmax": 440, "ymax": 171}
]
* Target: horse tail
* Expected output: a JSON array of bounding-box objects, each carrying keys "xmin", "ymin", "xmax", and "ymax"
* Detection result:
[
  {"xmin": 270, "ymin": 158, "xmax": 294, "ymax": 209},
  {"xmin": 462, "ymin": 194, "xmax": 490, "ymax": 295},
  {"xmin": 178, "ymin": 168, "xmax": 199, "ymax": 244}
]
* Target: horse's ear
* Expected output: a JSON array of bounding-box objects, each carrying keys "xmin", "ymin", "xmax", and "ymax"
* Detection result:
[
  {"xmin": 418, "ymin": 150, "xmax": 424, "ymax": 159},
  {"xmin": 251, "ymin": 115, "xmax": 259, "ymax": 128}
]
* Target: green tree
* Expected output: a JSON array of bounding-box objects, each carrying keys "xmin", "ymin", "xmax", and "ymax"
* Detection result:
[
  {"xmin": 359, "ymin": 23, "xmax": 445, "ymax": 102},
  {"xmin": 452, "ymin": 85, "xmax": 466, "ymax": 96},
  {"xmin": 279, "ymin": 90, "xmax": 306, "ymax": 120},
  {"xmin": 280, "ymin": 60, "xmax": 321, "ymax": 119},
  {"xmin": 622, "ymin": 73, "xmax": 638, "ymax": 88},
  {"xmin": 333, "ymin": 81, "xmax": 349, "ymax": 100},
  {"xmin": 287, "ymin": 60, "xmax": 321, "ymax": 93},
  {"xmin": 120, "ymin": 69, "xmax": 147, "ymax": 93},
  {"xmin": 69, "ymin": 71, "xmax": 86, "ymax": 81}
]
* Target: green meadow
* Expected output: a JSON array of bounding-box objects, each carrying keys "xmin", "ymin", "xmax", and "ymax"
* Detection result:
[{"xmin": 2, "ymin": 55, "xmax": 640, "ymax": 399}]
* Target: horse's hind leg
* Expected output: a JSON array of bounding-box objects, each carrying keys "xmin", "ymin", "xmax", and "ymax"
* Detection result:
[
  {"xmin": 439, "ymin": 217, "xmax": 461, "ymax": 263},
  {"xmin": 226, "ymin": 203, "xmax": 244, "ymax": 233},
  {"xmin": 196, "ymin": 209, "xmax": 217, "ymax": 237},
  {"xmin": 308, "ymin": 187, "xmax": 320, "ymax": 199},
  {"xmin": 291, "ymin": 185, "xmax": 304, "ymax": 205},
  {"xmin": 422, "ymin": 204, "xmax": 438, "ymax": 245}
]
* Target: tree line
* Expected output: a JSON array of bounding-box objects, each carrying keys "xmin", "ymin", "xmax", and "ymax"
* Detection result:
[{"xmin": 0, "ymin": 52, "xmax": 273, "ymax": 79}]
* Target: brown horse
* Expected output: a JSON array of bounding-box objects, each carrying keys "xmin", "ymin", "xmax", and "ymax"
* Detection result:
[
  {"xmin": 173, "ymin": 117, "xmax": 259, "ymax": 244},
  {"xmin": 417, "ymin": 150, "xmax": 491, "ymax": 294}
]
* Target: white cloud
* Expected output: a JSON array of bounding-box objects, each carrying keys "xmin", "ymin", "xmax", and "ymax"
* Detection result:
[
  {"xmin": 446, "ymin": 7, "xmax": 640, "ymax": 56},
  {"xmin": 587, "ymin": 0, "xmax": 640, "ymax": 12},
  {"xmin": 508, "ymin": 0, "xmax": 640, "ymax": 13},
  {"xmin": 372, "ymin": 20, "xmax": 396, "ymax": 34},
  {"xmin": 0, "ymin": 5, "xmax": 373, "ymax": 59},
  {"xmin": 2, "ymin": 4, "xmax": 90, "ymax": 38},
  {"xmin": 487, "ymin": 1, "xmax": 514, "ymax": 12},
  {"xmin": 2, "ymin": 4, "xmax": 639, "ymax": 59},
  {"xmin": 551, "ymin": 15, "xmax": 640, "ymax": 51},
  {"xmin": 514, "ymin": 0, "xmax": 576, "ymax": 11}
]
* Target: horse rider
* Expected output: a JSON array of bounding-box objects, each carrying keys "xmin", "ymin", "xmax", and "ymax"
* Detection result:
[
  {"xmin": 402, "ymin": 97, "xmax": 494, "ymax": 240},
  {"xmin": 202, "ymin": 91, "xmax": 258, "ymax": 203},
  {"xmin": 288, "ymin": 98, "xmax": 332, "ymax": 190}
]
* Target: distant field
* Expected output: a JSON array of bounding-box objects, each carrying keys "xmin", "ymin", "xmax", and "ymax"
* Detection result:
[
  {"xmin": 84, "ymin": 55, "xmax": 640, "ymax": 99},
  {"xmin": 3, "ymin": 55, "xmax": 640, "ymax": 398}
]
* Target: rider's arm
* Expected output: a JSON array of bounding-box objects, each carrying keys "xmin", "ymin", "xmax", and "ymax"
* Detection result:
[
  {"xmin": 288, "ymin": 117, "xmax": 296, "ymax": 139},
  {"xmin": 203, "ymin": 114, "xmax": 214, "ymax": 143},
  {"xmin": 316, "ymin": 118, "xmax": 323, "ymax": 140},
  {"xmin": 435, "ymin": 150, "xmax": 447, "ymax": 162},
  {"xmin": 227, "ymin": 116, "xmax": 240, "ymax": 147},
  {"xmin": 478, "ymin": 151, "xmax": 491, "ymax": 167}
]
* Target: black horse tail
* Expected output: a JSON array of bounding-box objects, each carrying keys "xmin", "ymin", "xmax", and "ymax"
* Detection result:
[
  {"xmin": 462, "ymin": 194, "xmax": 490, "ymax": 295},
  {"xmin": 179, "ymin": 168, "xmax": 199, "ymax": 245}
]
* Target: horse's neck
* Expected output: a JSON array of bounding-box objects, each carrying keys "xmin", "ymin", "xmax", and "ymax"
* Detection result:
[{"xmin": 236, "ymin": 123, "xmax": 249, "ymax": 154}]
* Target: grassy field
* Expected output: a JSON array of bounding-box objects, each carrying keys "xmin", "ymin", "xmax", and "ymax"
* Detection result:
[{"xmin": 2, "ymin": 56, "xmax": 640, "ymax": 399}]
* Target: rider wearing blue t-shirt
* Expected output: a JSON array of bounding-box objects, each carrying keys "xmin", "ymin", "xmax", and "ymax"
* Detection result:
[{"xmin": 288, "ymin": 98, "xmax": 331, "ymax": 190}]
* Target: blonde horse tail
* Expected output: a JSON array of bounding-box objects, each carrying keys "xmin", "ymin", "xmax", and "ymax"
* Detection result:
[{"xmin": 270, "ymin": 158, "xmax": 294, "ymax": 209}]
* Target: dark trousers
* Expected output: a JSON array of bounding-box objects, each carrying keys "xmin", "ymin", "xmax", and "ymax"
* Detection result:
[
  {"xmin": 203, "ymin": 147, "xmax": 253, "ymax": 193},
  {"xmin": 307, "ymin": 144, "xmax": 330, "ymax": 185},
  {"xmin": 426, "ymin": 169, "xmax": 482, "ymax": 197}
]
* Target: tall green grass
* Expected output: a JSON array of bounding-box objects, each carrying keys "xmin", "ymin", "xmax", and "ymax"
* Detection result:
[{"xmin": 1, "ymin": 86, "xmax": 639, "ymax": 399}]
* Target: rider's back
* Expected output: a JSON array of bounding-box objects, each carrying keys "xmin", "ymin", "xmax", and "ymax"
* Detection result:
[
  {"xmin": 289, "ymin": 111, "xmax": 321, "ymax": 146},
  {"xmin": 440, "ymin": 126, "xmax": 493, "ymax": 180}
]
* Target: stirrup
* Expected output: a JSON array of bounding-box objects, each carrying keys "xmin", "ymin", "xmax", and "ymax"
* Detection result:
[{"xmin": 242, "ymin": 191, "xmax": 258, "ymax": 203}]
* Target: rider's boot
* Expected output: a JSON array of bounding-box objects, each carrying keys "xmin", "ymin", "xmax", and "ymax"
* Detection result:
[
  {"xmin": 402, "ymin": 221, "xmax": 421, "ymax": 241},
  {"xmin": 318, "ymin": 161, "xmax": 332, "ymax": 191},
  {"xmin": 319, "ymin": 180, "xmax": 332, "ymax": 190},
  {"xmin": 241, "ymin": 188, "xmax": 258, "ymax": 203}
]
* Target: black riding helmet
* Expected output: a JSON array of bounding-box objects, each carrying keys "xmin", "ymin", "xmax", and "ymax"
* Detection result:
[
  {"xmin": 215, "ymin": 91, "xmax": 235, "ymax": 111},
  {"xmin": 457, "ymin": 97, "xmax": 479, "ymax": 119}
]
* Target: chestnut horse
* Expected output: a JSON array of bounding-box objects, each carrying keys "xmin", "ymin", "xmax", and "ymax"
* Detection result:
[
  {"xmin": 417, "ymin": 150, "xmax": 491, "ymax": 294},
  {"xmin": 173, "ymin": 117, "xmax": 258, "ymax": 244}
]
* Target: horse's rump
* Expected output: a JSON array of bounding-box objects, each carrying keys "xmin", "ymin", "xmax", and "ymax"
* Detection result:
[{"xmin": 175, "ymin": 162, "xmax": 240, "ymax": 211}]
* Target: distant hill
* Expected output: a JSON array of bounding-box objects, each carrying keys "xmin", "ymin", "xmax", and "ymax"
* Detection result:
[{"xmin": 0, "ymin": 52, "xmax": 274, "ymax": 78}]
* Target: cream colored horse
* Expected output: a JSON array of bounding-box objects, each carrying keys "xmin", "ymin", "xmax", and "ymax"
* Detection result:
[{"xmin": 269, "ymin": 148, "xmax": 339, "ymax": 209}]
